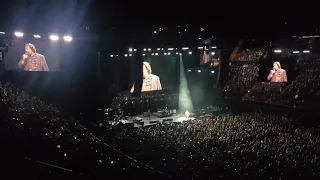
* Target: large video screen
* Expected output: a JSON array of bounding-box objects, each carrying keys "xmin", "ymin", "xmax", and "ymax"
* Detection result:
[
  {"xmin": 200, "ymin": 46, "xmax": 220, "ymax": 66},
  {"xmin": 259, "ymin": 53, "xmax": 297, "ymax": 82},
  {"xmin": 130, "ymin": 54, "xmax": 179, "ymax": 93},
  {"xmin": 142, "ymin": 55, "xmax": 178, "ymax": 92},
  {"xmin": 3, "ymin": 39, "xmax": 60, "ymax": 71}
]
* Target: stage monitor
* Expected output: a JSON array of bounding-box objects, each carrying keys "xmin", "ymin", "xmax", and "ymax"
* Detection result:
[{"xmin": 3, "ymin": 38, "xmax": 61, "ymax": 72}]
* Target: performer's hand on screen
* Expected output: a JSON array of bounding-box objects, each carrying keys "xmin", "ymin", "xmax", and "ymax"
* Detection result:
[
  {"xmin": 22, "ymin": 54, "xmax": 28, "ymax": 60},
  {"xmin": 270, "ymin": 70, "xmax": 275, "ymax": 75},
  {"xmin": 18, "ymin": 54, "xmax": 28, "ymax": 67}
]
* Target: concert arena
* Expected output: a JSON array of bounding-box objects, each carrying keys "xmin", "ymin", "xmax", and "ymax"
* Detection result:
[{"xmin": 1, "ymin": 2, "xmax": 320, "ymax": 179}]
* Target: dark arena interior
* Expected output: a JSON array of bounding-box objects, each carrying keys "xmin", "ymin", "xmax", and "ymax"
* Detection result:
[{"xmin": 1, "ymin": 1, "xmax": 320, "ymax": 180}]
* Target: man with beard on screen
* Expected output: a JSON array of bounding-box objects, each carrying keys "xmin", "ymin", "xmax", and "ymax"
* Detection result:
[
  {"xmin": 267, "ymin": 61, "xmax": 287, "ymax": 82},
  {"xmin": 130, "ymin": 62, "xmax": 162, "ymax": 92},
  {"xmin": 18, "ymin": 43, "xmax": 49, "ymax": 71}
]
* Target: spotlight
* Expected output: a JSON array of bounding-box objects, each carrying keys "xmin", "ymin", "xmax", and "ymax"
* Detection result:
[
  {"xmin": 142, "ymin": 54, "xmax": 146, "ymax": 56},
  {"xmin": 33, "ymin": 34, "xmax": 41, "ymax": 38},
  {"xmin": 188, "ymin": 69, "xmax": 191, "ymax": 72},
  {"xmin": 293, "ymin": 51, "xmax": 300, "ymax": 54},
  {"xmin": 143, "ymin": 48, "xmax": 147, "ymax": 51},
  {"xmin": 148, "ymin": 48, "xmax": 151, "ymax": 51},
  {"xmin": 303, "ymin": 50, "xmax": 310, "ymax": 53},
  {"xmin": 164, "ymin": 52, "xmax": 167, "ymax": 55},
  {"xmin": 129, "ymin": 54, "xmax": 132, "ymax": 56},
  {"xmin": 155, "ymin": 53, "xmax": 158, "ymax": 56},
  {"xmin": 176, "ymin": 52, "xmax": 179, "ymax": 54},
  {"xmin": 63, "ymin": 35, "xmax": 72, "ymax": 42},
  {"xmin": 50, "ymin": 35, "xmax": 59, "ymax": 41},
  {"xmin": 274, "ymin": 49, "xmax": 282, "ymax": 53},
  {"xmin": 125, "ymin": 54, "xmax": 128, "ymax": 57},
  {"xmin": 198, "ymin": 70, "xmax": 201, "ymax": 73},
  {"xmin": 168, "ymin": 52, "xmax": 171, "ymax": 55},
  {"xmin": 129, "ymin": 48, "xmax": 133, "ymax": 52},
  {"xmin": 14, "ymin": 31, "xmax": 24, "ymax": 37},
  {"xmin": 211, "ymin": 52, "xmax": 215, "ymax": 55},
  {"xmin": 211, "ymin": 71, "xmax": 215, "ymax": 73},
  {"xmin": 0, "ymin": 32, "xmax": 5, "ymax": 34},
  {"xmin": 110, "ymin": 55, "xmax": 114, "ymax": 57},
  {"xmin": 189, "ymin": 51, "xmax": 192, "ymax": 54}
]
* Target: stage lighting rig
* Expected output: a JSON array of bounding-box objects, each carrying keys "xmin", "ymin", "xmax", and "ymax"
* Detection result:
[{"xmin": 14, "ymin": 31, "xmax": 24, "ymax": 37}]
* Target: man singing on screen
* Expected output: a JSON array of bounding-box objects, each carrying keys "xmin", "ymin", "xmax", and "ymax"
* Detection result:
[
  {"xmin": 267, "ymin": 61, "xmax": 287, "ymax": 82},
  {"xmin": 18, "ymin": 43, "xmax": 49, "ymax": 71},
  {"xmin": 130, "ymin": 62, "xmax": 162, "ymax": 92},
  {"xmin": 202, "ymin": 46, "xmax": 210, "ymax": 64}
]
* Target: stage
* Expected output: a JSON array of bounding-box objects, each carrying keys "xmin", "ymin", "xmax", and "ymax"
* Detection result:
[{"xmin": 118, "ymin": 113, "xmax": 196, "ymax": 127}]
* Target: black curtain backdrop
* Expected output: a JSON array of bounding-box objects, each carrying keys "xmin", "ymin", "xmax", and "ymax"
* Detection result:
[
  {"xmin": 133, "ymin": 52, "xmax": 142, "ymax": 95},
  {"xmin": 110, "ymin": 55, "xmax": 136, "ymax": 94}
]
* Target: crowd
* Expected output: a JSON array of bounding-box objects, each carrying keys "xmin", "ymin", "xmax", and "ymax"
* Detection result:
[
  {"xmin": 235, "ymin": 48, "xmax": 265, "ymax": 62},
  {"xmin": 0, "ymin": 82, "xmax": 163, "ymax": 179},
  {"xmin": 224, "ymin": 64, "xmax": 259, "ymax": 97},
  {"xmin": 238, "ymin": 67, "xmax": 320, "ymax": 107},
  {"xmin": 4, "ymin": 46, "xmax": 320, "ymax": 179},
  {"xmin": 104, "ymin": 111, "xmax": 320, "ymax": 179},
  {"xmin": 297, "ymin": 54, "xmax": 320, "ymax": 65},
  {"xmin": 5, "ymin": 78, "xmax": 320, "ymax": 179},
  {"xmin": 225, "ymin": 50, "xmax": 320, "ymax": 108}
]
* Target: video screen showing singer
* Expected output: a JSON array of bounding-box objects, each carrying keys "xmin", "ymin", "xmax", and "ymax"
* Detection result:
[
  {"xmin": 267, "ymin": 61, "xmax": 287, "ymax": 82},
  {"xmin": 201, "ymin": 46, "xmax": 210, "ymax": 64},
  {"xmin": 18, "ymin": 43, "xmax": 49, "ymax": 71},
  {"xmin": 131, "ymin": 62, "xmax": 162, "ymax": 92}
]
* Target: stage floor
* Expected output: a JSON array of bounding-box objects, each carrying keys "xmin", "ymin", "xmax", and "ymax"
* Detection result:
[{"xmin": 128, "ymin": 113, "xmax": 195, "ymax": 127}]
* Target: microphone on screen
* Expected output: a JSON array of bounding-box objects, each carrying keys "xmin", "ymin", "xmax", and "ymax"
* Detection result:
[{"xmin": 22, "ymin": 54, "xmax": 29, "ymax": 60}]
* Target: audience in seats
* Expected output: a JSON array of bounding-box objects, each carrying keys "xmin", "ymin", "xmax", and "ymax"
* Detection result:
[{"xmin": 224, "ymin": 64, "xmax": 259, "ymax": 97}]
